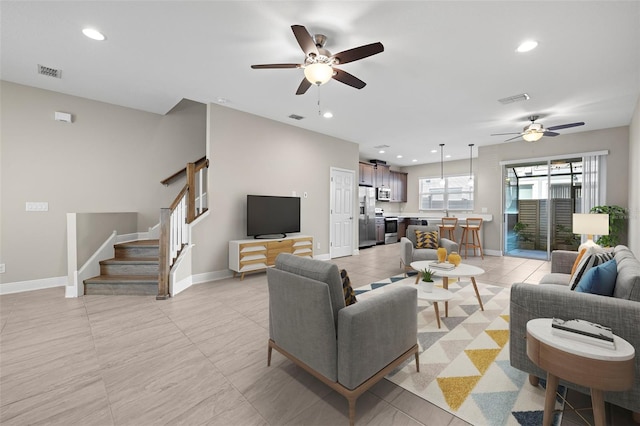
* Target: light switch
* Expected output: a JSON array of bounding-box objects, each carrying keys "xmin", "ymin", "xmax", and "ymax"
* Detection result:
[{"xmin": 26, "ymin": 202, "xmax": 49, "ymax": 212}]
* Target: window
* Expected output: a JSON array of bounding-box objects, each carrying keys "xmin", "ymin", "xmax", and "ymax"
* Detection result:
[{"xmin": 418, "ymin": 175, "xmax": 474, "ymax": 211}]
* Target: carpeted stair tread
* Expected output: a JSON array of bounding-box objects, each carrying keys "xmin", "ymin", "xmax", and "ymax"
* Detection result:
[
  {"xmin": 115, "ymin": 240, "xmax": 159, "ymax": 248},
  {"xmin": 84, "ymin": 275, "xmax": 158, "ymax": 284},
  {"xmin": 100, "ymin": 258, "xmax": 159, "ymax": 264}
]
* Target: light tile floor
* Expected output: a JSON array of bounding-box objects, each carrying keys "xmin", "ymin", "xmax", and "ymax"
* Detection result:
[{"xmin": 0, "ymin": 243, "xmax": 635, "ymax": 425}]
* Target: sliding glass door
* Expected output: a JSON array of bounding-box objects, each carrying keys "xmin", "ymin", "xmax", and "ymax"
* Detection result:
[{"xmin": 503, "ymin": 158, "xmax": 582, "ymax": 260}]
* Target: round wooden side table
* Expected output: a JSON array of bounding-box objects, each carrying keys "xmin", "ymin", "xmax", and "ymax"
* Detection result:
[{"xmin": 526, "ymin": 318, "xmax": 635, "ymax": 426}]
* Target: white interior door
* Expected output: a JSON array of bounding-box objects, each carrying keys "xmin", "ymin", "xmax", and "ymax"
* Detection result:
[{"xmin": 330, "ymin": 167, "xmax": 355, "ymax": 258}]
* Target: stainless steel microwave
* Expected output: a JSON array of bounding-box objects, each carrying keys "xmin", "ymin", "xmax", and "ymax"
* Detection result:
[{"xmin": 377, "ymin": 187, "xmax": 391, "ymax": 201}]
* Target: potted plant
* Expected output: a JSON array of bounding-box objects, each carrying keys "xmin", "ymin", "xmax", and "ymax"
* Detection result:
[
  {"xmin": 513, "ymin": 221, "xmax": 534, "ymax": 249},
  {"xmin": 420, "ymin": 268, "xmax": 435, "ymax": 292},
  {"xmin": 589, "ymin": 205, "xmax": 627, "ymax": 247}
]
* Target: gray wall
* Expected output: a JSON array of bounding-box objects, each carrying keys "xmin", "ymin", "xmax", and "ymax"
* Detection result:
[
  {"xmin": 0, "ymin": 81, "xmax": 206, "ymax": 284},
  {"xmin": 629, "ymin": 96, "xmax": 640, "ymax": 253},
  {"xmin": 75, "ymin": 212, "xmax": 138, "ymax": 267},
  {"xmin": 190, "ymin": 104, "xmax": 360, "ymax": 276}
]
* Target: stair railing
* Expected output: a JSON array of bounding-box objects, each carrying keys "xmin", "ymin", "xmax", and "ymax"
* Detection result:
[{"xmin": 157, "ymin": 158, "xmax": 209, "ymax": 299}]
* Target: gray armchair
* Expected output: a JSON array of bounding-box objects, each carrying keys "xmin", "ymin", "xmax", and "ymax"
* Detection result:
[
  {"xmin": 400, "ymin": 225, "xmax": 459, "ymax": 274},
  {"xmin": 267, "ymin": 253, "xmax": 419, "ymax": 426}
]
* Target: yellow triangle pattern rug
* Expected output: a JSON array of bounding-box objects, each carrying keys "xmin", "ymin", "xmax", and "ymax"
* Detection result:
[{"xmin": 356, "ymin": 275, "xmax": 565, "ymax": 426}]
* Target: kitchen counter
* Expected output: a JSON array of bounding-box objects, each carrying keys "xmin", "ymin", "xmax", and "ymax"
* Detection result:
[{"xmin": 385, "ymin": 213, "xmax": 493, "ymax": 222}]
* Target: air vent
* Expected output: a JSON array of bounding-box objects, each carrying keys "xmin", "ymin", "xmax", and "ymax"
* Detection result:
[
  {"xmin": 374, "ymin": 144, "xmax": 390, "ymax": 149},
  {"xmin": 288, "ymin": 114, "xmax": 305, "ymax": 120},
  {"xmin": 37, "ymin": 64, "xmax": 62, "ymax": 79},
  {"xmin": 498, "ymin": 93, "xmax": 530, "ymax": 104}
]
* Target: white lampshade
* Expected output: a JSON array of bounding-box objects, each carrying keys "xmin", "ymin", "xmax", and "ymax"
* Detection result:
[
  {"xmin": 304, "ymin": 63, "xmax": 333, "ymax": 85},
  {"xmin": 573, "ymin": 213, "xmax": 609, "ymax": 251},
  {"xmin": 522, "ymin": 130, "xmax": 544, "ymax": 142}
]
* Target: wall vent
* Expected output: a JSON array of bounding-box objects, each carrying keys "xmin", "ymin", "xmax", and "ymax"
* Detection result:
[
  {"xmin": 374, "ymin": 144, "xmax": 390, "ymax": 149},
  {"xmin": 288, "ymin": 114, "xmax": 305, "ymax": 120},
  {"xmin": 498, "ymin": 93, "xmax": 530, "ymax": 104},
  {"xmin": 37, "ymin": 64, "xmax": 62, "ymax": 79}
]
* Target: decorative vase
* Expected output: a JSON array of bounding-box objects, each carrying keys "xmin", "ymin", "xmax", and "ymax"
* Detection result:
[
  {"xmin": 437, "ymin": 247, "xmax": 447, "ymax": 263},
  {"xmin": 448, "ymin": 251, "xmax": 462, "ymax": 266},
  {"xmin": 419, "ymin": 281, "xmax": 434, "ymax": 293}
]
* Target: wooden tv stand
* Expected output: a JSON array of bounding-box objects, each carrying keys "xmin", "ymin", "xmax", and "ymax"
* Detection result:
[{"xmin": 229, "ymin": 235, "xmax": 313, "ymax": 280}]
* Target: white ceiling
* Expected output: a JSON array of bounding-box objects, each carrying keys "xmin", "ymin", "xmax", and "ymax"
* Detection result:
[{"xmin": 2, "ymin": 1, "xmax": 639, "ymax": 166}]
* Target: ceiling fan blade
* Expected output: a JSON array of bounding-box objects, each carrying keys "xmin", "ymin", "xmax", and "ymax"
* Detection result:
[
  {"xmin": 332, "ymin": 68, "xmax": 366, "ymax": 89},
  {"xmin": 251, "ymin": 64, "xmax": 301, "ymax": 69},
  {"xmin": 504, "ymin": 135, "xmax": 523, "ymax": 142},
  {"xmin": 543, "ymin": 131, "xmax": 560, "ymax": 137},
  {"xmin": 291, "ymin": 25, "xmax": 319, "ymax": 57},
  {"xmin": 491, "ymin": 132, "xmax": 521, "ymax": 136},
  {"xmin": 546, "ymin": 122, "xmax": 585, "ymax": 131},
  {"xmin": 295, "ymin": 78, "xmax": 312, "ymax": 95},
  {"xmin": 332, "ymin": 42, "xmax": 384, "ymax": 65}
]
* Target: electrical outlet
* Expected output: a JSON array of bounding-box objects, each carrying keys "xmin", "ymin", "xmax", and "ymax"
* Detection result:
[
  {"xmin": 316, "ymin": 242, "xmax": 320, "ymax": 249},
  {"xmin": 0, "ymin": 264, "xmax": 5, "ymax": 274},
  {"xmin": 481, "ymin": 207, "xmax": 488, "ymax": 213}
]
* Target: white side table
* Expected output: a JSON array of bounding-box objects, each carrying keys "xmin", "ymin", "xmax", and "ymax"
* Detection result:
[
  {"xmin": 416, "ymin": 287, "xmax": 454, "ymax": 329},
  {"xmin": 526, "ymin": 318, "xmax": 635, "ymax": 426}
]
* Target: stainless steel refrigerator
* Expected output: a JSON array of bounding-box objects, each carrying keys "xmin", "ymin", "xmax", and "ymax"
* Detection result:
[{"xmin": 358, "ymin": 186, "xmax": 376, "ymax": 248}]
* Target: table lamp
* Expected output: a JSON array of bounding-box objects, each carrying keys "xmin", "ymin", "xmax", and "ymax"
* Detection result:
[{"xmin": 572, "ymin": 213, "xmax": 609, "ymax": 251}]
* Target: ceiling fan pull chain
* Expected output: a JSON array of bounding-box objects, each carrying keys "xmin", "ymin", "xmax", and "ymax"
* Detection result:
[{"xmin": 317, "ymin": 85, "xmax": 321, "ymax": 116}]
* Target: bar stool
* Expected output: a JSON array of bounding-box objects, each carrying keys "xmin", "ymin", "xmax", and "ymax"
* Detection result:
[
  {"xmin": 460, "ymin": 218, "xmax": 484, "ymax": 259},
  {"xmin": 439, "ymin": 217, "xmax": 458, "ymax": 242}
]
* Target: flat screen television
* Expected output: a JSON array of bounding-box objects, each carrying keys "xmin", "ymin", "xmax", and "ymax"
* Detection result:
[{"xmin": 247, "ymin": 195, "xmax": 300, "ymax": 239}]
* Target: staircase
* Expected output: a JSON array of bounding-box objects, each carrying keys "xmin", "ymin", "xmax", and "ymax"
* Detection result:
[{"xmin": 84, "ymin": 240, "xmax": 159, "ymax": 296}]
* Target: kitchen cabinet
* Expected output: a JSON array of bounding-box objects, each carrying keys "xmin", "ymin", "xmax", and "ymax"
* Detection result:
[
  {"xmin": 375, "ymin": 221, "xmax": 385, "ymax": 244},
  {"xmin": 359, "ymin": 162, "xmax": 375, "ymax": 186},
  {"xmin": 375, "ymin": 164, "xmax": 390, "ymax": 188},
  {"xmin": 397, "ymin": 217, "xmax": 407, "ymax": 241},
  {"xmin": 390, "ymin": 171, "xmax": 408, "ymax": 202}
]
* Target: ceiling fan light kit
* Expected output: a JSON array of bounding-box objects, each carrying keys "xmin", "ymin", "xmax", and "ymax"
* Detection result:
[{"xmin": 303, "ymin": 63, "xmax": 333, "ymax": 85}]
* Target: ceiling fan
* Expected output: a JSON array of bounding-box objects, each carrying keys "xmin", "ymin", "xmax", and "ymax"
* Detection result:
[
  {"xmin": 251, "ymin": 25, "xmax": 384, "ymax": 95},
  {"xmin": 492, "ymin": 116, "xmax": 585, "ymax": 142}
]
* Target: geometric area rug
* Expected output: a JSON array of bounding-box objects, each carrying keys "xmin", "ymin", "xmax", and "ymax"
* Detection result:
[{"xmin": 356, "ymin": 274, "xmax": 565, "ymax": 426}]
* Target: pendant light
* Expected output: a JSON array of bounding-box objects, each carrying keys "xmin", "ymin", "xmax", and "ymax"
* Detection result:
[
  {"xmin": 468, "ymin": 143, "xmax": 475, "ymax": 187},
  {"xmin": 439, "ymin": 143, "xmax": 445, "ymax": 186}
]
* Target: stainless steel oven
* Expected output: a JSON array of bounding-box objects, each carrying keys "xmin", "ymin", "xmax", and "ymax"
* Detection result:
[{"xmin": 384, "ymin": 216, "xmax": 398, "ymax": 244}]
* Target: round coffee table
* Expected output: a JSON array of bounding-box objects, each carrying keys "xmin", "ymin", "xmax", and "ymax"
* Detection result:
[
  {"xmin": 410, "ymin": 261, "xmax": 485, "ymax": 316},
  {"xmin": 526, "ymin": 318, "xmax": 635, "ymax": 426}
]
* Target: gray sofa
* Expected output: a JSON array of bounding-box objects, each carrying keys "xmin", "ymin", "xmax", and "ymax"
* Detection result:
[
  {"xmin": 400, "ymin": 225, "xmax": 459, "ymax": 273},
  {"xmin": 510, "ymin": 245, "xmax": 640, "ymax": 419},
  {"xmin": 267, "ymin": 253, "xmax": 419, "ymax": 426}
]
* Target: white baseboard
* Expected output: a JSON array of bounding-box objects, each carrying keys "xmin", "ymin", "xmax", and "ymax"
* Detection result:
[
  {"xmin": 484, "ymin": 249, "xmax": 502, "ymax": 257},
  {"xmin": 0, "ymin": 276, "xmax": 67, "ymax": 295},
  {"xmin": 314, "ymin": 253, "xmax": 331, "ymax": 261},
  {"xmin": 191, "ymin": 270, "xmax": 234, "ymax": 285}
]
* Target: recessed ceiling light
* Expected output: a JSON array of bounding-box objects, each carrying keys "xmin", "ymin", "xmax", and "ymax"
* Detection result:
[
  {"xmin": 430, "ymin": 149, "xmax": 437, "ymax": 153},
  {"xmin": 516, "ymin": 40, "xmax": 538, "ymax": 53},
  {"xmin": 216, "ymin": 97, "xmax": 230, "ymax": 104},
  {"xmin": 323, "ymin": 111, "xmax": 333, "ymax": 118},
  {"xmin": 445, "ymin": 155, "xmax": 451, "ymax": 158},
  {"xmin": 378, "ymin": 150, "xmax": 386, "ymax": 154},
  {"xmin": 412, "ymin": 159, "xmax": 418, "ymax": 162},
  {"xmin": 82, "ymin": 28, "xmax": 106, "ymax": 41},
  {"xmin": 396, "ymin": 155, "xmax": 403, "ymax": 159}
]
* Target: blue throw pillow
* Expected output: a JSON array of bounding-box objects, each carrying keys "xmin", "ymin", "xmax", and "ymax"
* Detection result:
[{"xmin": 574, "ymin": 258, "xmax": 617, "ymax": 296}]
